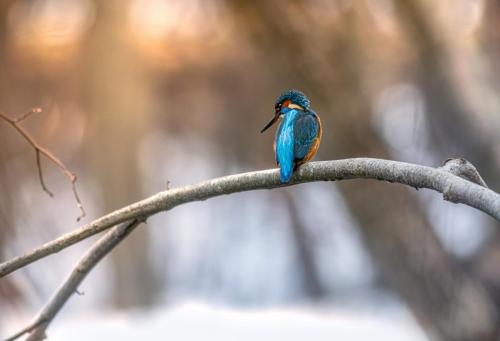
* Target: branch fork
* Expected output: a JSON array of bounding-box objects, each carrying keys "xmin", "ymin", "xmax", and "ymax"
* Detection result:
[{"xmin": 0, "ymin": 108, "xmax": 85, "ymax": 221}]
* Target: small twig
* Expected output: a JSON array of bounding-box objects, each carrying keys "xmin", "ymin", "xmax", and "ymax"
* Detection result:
[
  {"xmin": 0, "ymin": 108, "xmax": 85, "ymax": 221},
  {"xmin": 35, "ymin": 150, "xmax": 53, "ymax": 197},
  {"xmin": 3, "ymin": 219, "xmax": 142, "ymax": 341},
  {"xmin": 0, "ymin": 158, "xmax": 498, "ymax": 279},
  {"xmin": 72, "ymin": 180, "xmax": 86, "ymax": 222},
  {"xmin": 13, "ymin": 107, "xmax": 43, "ymax": 123}
]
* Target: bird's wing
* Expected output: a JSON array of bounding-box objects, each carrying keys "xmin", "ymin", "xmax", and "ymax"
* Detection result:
[{"xmin": 293, "ymin": 113, "xmax": 320, "ymax": 160}]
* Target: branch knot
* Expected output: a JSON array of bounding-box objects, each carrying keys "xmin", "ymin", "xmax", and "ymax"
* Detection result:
[{"xmin": 440, "ymin": 158, "xmax": 488, "ymax": 188}]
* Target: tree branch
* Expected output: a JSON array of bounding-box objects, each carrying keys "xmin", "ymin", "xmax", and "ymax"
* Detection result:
[
  {"xmin": 0, "ymin": 158, "xmax": 498, "ymax": 279},
  {"xmin": 4, "ymin": 219, "xmax": 142, "ymax": 341},
  {"xmin": 0, "ymin": 109, "xmax": 85, "ymax": 221}
]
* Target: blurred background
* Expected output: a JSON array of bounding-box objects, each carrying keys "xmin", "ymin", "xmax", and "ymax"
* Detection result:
[{"xmin": 1, "ymin": 0, "xmax": 500, "ymax": 340}]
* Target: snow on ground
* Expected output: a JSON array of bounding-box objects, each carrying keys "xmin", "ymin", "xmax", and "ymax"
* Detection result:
[{"xmin": 44, "ymin": 301, "xmax": 427, "ymax": 341}]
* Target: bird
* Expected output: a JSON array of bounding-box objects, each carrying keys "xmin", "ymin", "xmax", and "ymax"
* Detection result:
[{"xmin": 260, "ymin": 89, "xmax": 322, "ymax": 183}]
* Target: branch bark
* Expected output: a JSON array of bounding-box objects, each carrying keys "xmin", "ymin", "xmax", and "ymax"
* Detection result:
[
  {"xmin": 0, "ymin": 158, "xmax": 498, "ymax": 279},
  {"xmin": 4, "ymin": 219, "xmax": 142, "ymax": 341}
]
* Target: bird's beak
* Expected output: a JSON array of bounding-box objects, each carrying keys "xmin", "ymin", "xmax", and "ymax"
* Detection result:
[{"xmin": 260, "ymin": 112, "xmax": 280, "ymax": 133}]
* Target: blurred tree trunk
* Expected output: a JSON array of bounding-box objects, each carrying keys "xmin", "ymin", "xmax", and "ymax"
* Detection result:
[
  {"xmin": 284, "ymin": 192, "xmax": 325, "ymax": 299},
  {"xmin": 0, "ymin": 0, "xmax": 23, "ymax": 308},
  {"xmin": 394, "ymin": 0, "xmax": 499, "ymax": 192},
  {"xmin": 395, "ymin": 0, "xmax": 500, "ymax": 323},
  {"xmin": 82, "ymin": 0, "xmax": 158, "ymax": 308},
  {"xmin": 0, "ymin": 0, "xmax": 10, "ymax": 105},
  {"xmin": 223, "ymin": 1, "xmax": 499, "ymax": 339},
  {"xmin": 0, "ymin": 0, "xmax": 14, "ymax": 249},
  {"xmin": 481, "ymin": 0, "xmax": 500, "ymax": 94},
  {"xmin": 464, "ymin": 0, "xmax": 500, "ymax": 313}
]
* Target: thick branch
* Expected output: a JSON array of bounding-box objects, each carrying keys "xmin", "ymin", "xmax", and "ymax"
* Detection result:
[
  {"xmin": 0, "ymin": 110, "xmax": 85, "ymax": 221},
  {"xmin": 4, "ymin": 219, "xmax": 142, "ymax": 341},
  {"xmin": 0, "ymin": 158, "xmax": 499, "ymax": 279}
]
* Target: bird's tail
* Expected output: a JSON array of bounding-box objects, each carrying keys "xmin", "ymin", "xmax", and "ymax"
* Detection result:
[{"xmin": 280, "ymin": 162, "xmax": 294, "ymax": 183}]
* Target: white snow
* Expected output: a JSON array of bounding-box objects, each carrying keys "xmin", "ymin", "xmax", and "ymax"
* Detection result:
[{"xmin": 43, "ymin": 301, "xmax": 427, "ymax": 341}]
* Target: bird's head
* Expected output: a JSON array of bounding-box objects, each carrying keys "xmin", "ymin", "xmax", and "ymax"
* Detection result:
[{"xmin": 260, "ymin": 90, "xmax": 311, "ymax": 133}]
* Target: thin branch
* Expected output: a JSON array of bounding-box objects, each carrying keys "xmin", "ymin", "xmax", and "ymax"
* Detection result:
[
  {"xmin": 0, "ymin": 158, "xmax": 499, "ymax": 279},
  {"xmin": 4, "ymin": 219, "xmax": 142, "ymax": 341},
  {"xmin": 35, "ymin": 150, "xmax": 53, "ymax": 197},
  {"xmin": 13, "ymin": 107, "xmax": 43, "ymax": 123},
  {"xmin": 0, "ymin": 109, "xmax": 86, "ymax": 221}
]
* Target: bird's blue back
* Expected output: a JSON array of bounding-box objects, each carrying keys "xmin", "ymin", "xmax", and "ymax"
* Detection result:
[{"xmin": 275, "ymin": 108, "xmax": 320, "ymax": 183}]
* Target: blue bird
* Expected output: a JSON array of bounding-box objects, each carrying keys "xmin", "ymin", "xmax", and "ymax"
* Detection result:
[{"xmin": 260, "ymin": 90, "xmax": 322, "ymax": 183}]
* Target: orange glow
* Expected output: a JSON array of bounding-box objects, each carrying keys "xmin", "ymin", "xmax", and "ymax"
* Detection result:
[
  {"xmin": 126, "ymin": 0, "xmax": 229, "ymax": 70},
  {"xmin": 6, "ymin": 0, "xmax": 94, "ymax": 66}
]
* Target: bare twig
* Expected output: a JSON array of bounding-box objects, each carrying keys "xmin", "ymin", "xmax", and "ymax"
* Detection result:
[
  {"xmin": 4, "ymin": 219, "xmax": 142, "ymax": 341},
  {"xmin": 35, "ymin": 150, "xmax": 53, "ymax": 197},
  {"xmin": 0, "ymin": 109, "xmax": 85, "ymax": 221},
  {"xmin": 0, "ymin": 158, "xmax": 499, "ymax": 279},
  {"xmin": 13, "ymin": 107, "xmax": 43, "ymax": 123}
]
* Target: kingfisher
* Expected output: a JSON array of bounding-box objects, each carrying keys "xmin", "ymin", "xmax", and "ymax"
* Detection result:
[{"xmin": 260, "ymin": 90, "xmax": 322, "ymax": 183}]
